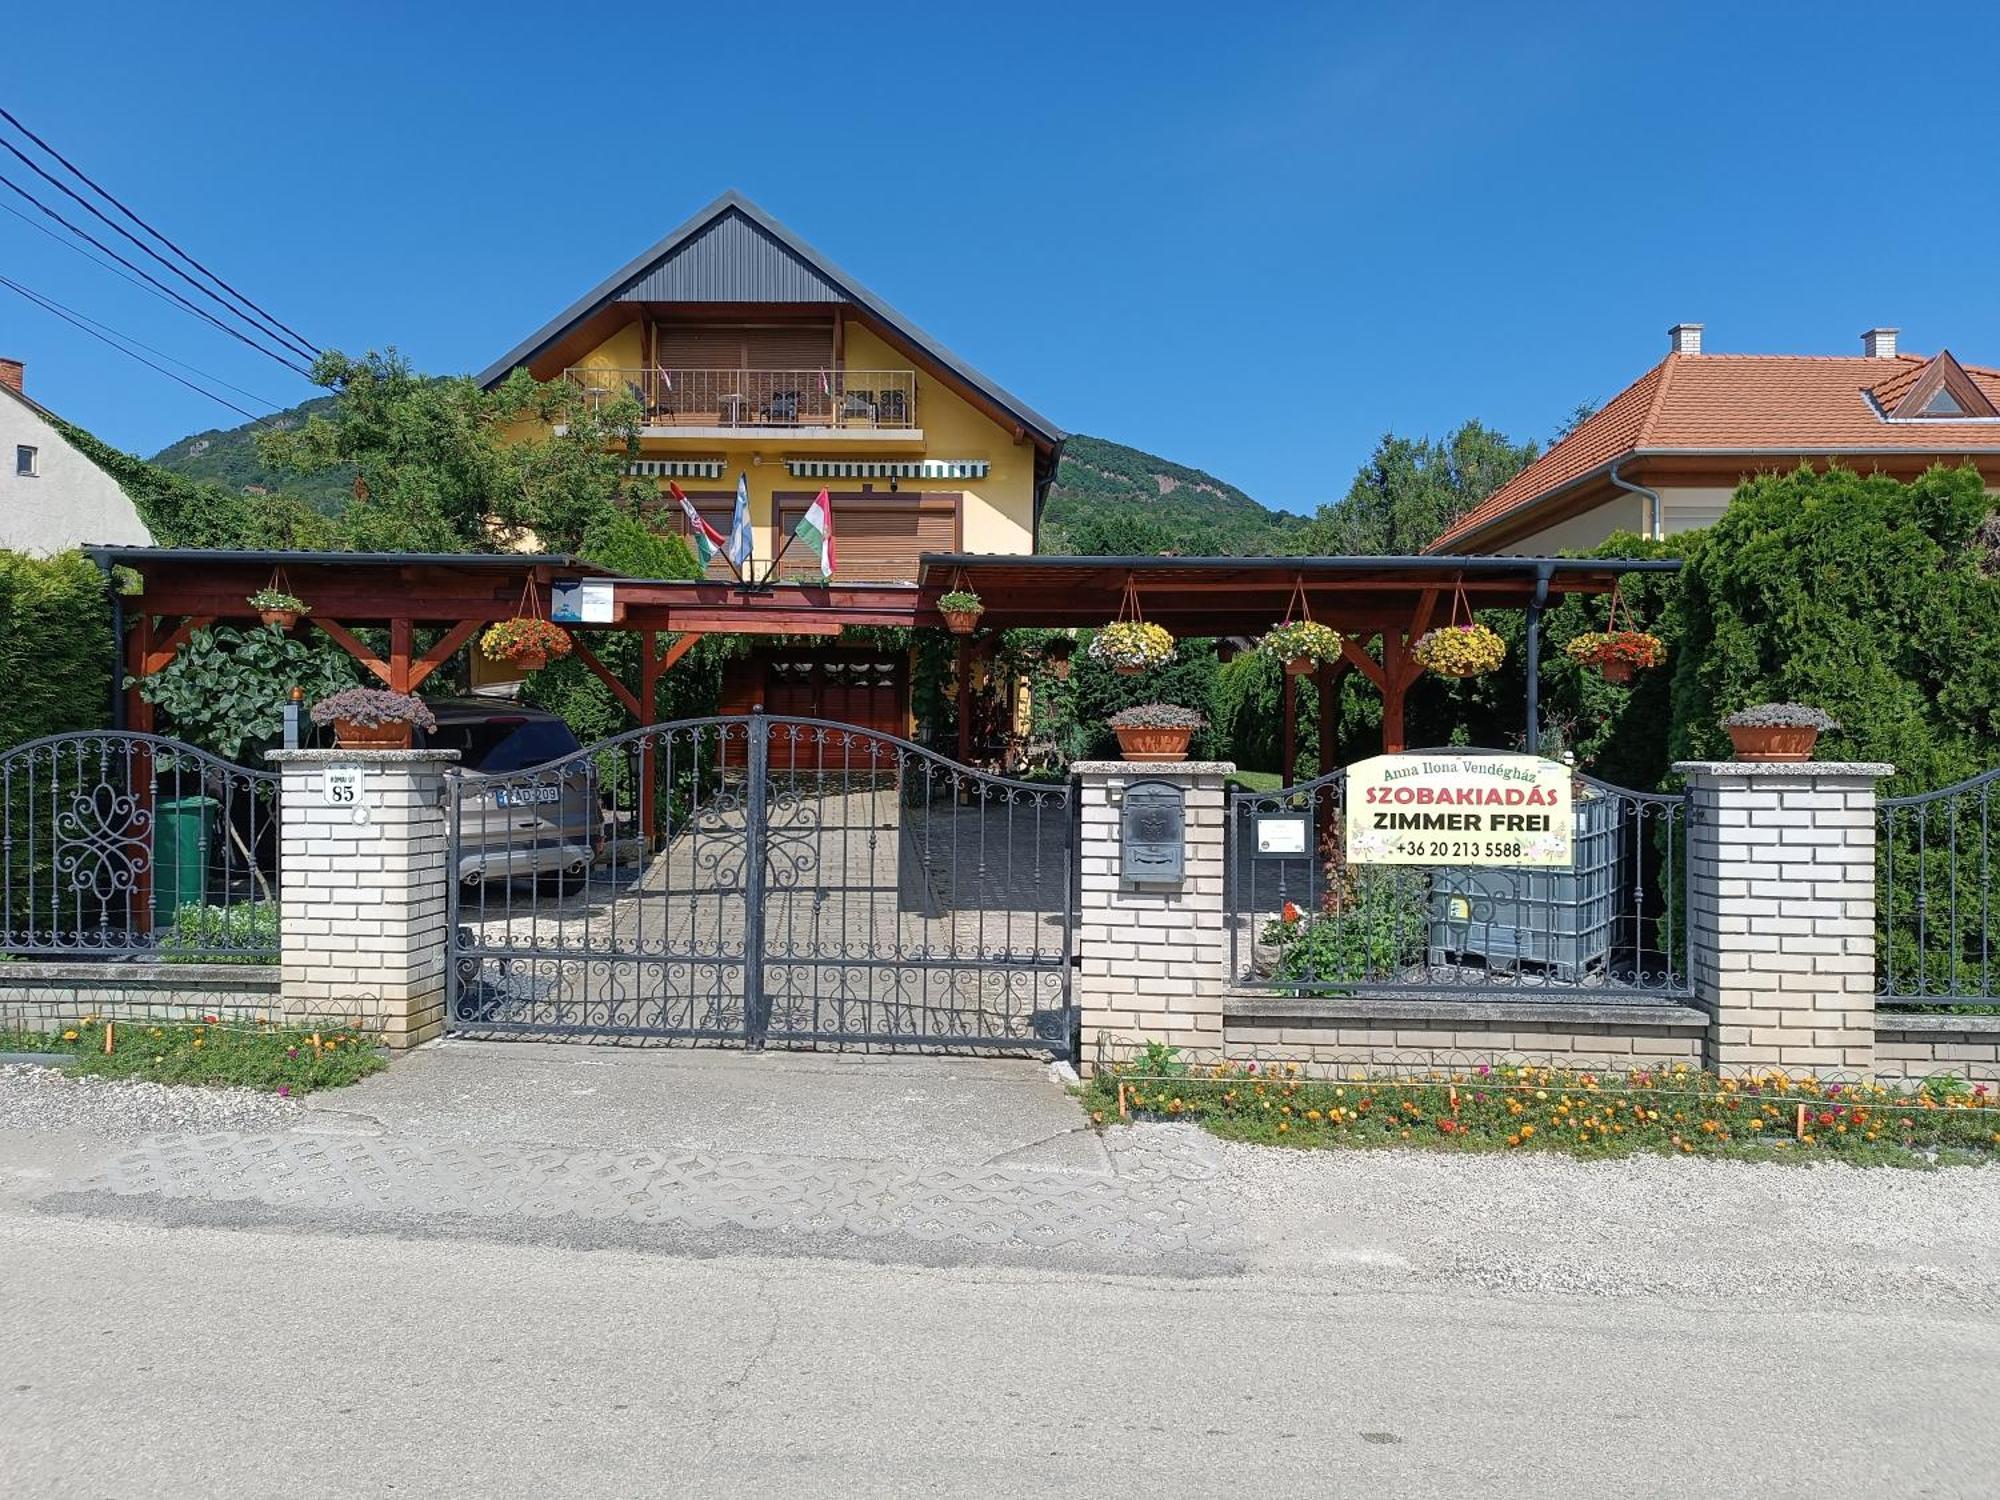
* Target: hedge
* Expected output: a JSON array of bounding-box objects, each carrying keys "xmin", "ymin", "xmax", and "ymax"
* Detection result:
[{"xmin": 0, "ymin": 550, "xmax": 112, "ymax": 744}]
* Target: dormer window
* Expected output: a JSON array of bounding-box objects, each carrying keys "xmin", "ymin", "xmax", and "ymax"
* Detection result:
[{"xmin": 1880, "ymin": 349, "xmax": 2000, "ymax": 420}]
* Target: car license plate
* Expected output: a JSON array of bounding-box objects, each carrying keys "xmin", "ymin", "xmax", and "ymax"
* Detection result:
[{"xmin": 494, "ymin": 786, "xmax": 562, "ymax": 807}]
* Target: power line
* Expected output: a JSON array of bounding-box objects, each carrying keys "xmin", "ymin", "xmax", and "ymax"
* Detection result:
[
  {"xmin": 0, "ymin": 166, "xmax": 314, "ymax": 378},
  {"xmin": 0, "ymin": 272, "xmax": 268, "ymax": 424},
  {"xmin": 0, "ymin": 271, "xmax": 283, "ymax": 410},
  {"xmin": 0, "ymin": 106, "xmax": 321, "ymax": 360}
]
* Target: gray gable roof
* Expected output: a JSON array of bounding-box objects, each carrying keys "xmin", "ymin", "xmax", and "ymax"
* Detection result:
[{"xmin": 476, "ymin": 191, "xmax": 1064, "ymax": 445}]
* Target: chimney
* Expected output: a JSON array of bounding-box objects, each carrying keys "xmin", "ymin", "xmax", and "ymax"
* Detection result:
[
  {"xmin": 0, "ymin": 358, "xmax": 21, "ymax": 394},
  {"xmin": 1862, "ymin": 327, "xmax": 1899, "ymax": 359},
  {"xmin": 1668, "ymin": 323, "xmax": 1703, "ymax": 356}
]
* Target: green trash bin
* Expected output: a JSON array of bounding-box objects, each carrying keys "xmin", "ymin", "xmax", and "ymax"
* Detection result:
[{"xmin": 152, "ymin": 796, "xmax": 219, "ymax": 929}]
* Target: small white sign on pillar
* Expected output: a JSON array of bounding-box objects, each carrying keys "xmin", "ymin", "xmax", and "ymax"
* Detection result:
[{"xmin": 323, "ymin": 766, "xmax": 368, "ymax": 824}]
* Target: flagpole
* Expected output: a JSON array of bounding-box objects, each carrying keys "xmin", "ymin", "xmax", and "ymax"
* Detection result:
[{"xmin": 671, "ymin": 481, "xmax": 748, "ymax": 585}]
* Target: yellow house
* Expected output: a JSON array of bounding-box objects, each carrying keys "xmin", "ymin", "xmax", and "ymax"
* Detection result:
[{"xmin": 479, "ymin": 191, "xmax": 1064, "ymax": 580}]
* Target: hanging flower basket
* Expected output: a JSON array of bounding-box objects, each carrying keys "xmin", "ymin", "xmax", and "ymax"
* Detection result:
[
  {"xmin": 937, "ymin": 589, "xmax": 984, "ymax": 636},
  {"xmin": 1413, "ymin": 622, "xmax": 1506, "ymax": 679},
  {"xmin": 1565, "ymin": 630, "xmax": 1667, "ymax": 685},
  {"xmin": 1042, "ymin": 635, "xmax": 1076, "ymax": 680},
  {"xmin": 481, "ymin": 618, "xmax": 573, "ymax": 673},
  {"xmin": 1258, "ymin": 619, "xmax": 1343, "ymax": 677},
  {"xmin": 309, "ymin": 688, "xmax": 436, "ymax": 751},
  {"xmin": 248, "ymin": 587, "xmax": 309, "ymax": 632},
  {"xmin": 1089, "ymin": 621, "xmax": 1176, "ymax": 675}
]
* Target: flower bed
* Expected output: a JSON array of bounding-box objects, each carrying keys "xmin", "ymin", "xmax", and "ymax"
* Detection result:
[
  {"xmin": 1084, "ymin": 1052, "xmax": 2000, "ymax": 1166},
  {"xmin": 0, "ymin": 1016, "xmax": 385, "ymax": 1094}
]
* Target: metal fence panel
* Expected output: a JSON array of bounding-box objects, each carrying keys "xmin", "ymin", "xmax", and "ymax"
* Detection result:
[
  {"xmin": 0, "ymin": 731, "xmax": 281, "ymax": 962},
  {"xmin": 1226, "ymin": 757, "xmax": 1691, "ymax": 1002},
  {"xmin": 1878, "ymin": 767, "xmax": 1998, "ymax": 1007}
]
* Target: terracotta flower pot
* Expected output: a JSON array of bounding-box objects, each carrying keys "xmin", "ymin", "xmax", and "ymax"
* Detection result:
[
  {"xmin": 1115, "ymin": 724, "xmax": 1195, "ymax": 762},
  {"xmin": 334, "ymin": 718, "xmax": 413, "ymax": 750},
  {"xmin": 1115, "ymin": 664, "xmax": 1142, "ymax": 677},
  {"xmin": 259, "ymin": 607, "xmax": 299, "ymax": 631},
  {"xmin": 1047, "ymin": 656, "xmax": 1071, "ymax": 681},
  {"xmin": 942, "ymin": 608, "xmax": 982, "ymax": 636},
  {"xmin": 1727, "ymin": 724, "xmax": 1819, "ymax": 763},
  {"xmin": 1599, "ymin": 659, "xmax": 1635, "ymax": 685},
  {"xmin": 1284, "ymin": 656, "xmax": 1316, "ymax": 679},
  {"xmin": 506, "ymin": 650, "xmax": 548, "ymax": 673}
]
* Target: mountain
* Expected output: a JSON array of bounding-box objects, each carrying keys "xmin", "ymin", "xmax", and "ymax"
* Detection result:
[
  {"xmin": 1044, "ymin": 434, "xmax": 1305, "ymax": 555},
  {"xmin": 149, "ymin": 406, "xmax": 1301, "ymax": 556},
  {"xmin": 149, "ymin": 397, "xmax": 354, "ymax": 514}
]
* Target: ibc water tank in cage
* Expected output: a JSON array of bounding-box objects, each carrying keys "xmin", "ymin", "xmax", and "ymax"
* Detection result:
[{"xmin": 1426, "ymin": 792, "xmax": 1619, "ymax": 981}]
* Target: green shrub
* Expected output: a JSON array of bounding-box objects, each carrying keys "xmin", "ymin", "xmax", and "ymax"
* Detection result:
[
  {"xmin": 1262, "ymin": 871, "xmax": 1429, "ymax": 984},
  {"xmin": 1669, "ymin": 464, "xmax": 2000, "ymax": 794},
  {"xmin": 0, "ymin": 550, "xmax": 113, "ymax": 744},
  {"xmin": 157, "ymin": 902, "xmax": 280, "ymax": 962}
]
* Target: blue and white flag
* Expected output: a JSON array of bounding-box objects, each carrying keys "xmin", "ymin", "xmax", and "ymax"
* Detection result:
[{"xmin": 725, "ymin": 471, "xmax": 754, "ymax": 572}]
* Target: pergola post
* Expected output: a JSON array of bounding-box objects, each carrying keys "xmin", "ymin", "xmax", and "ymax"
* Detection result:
[
  {"xmin": 955, "ymin": 636, "xmax": 974, "ymax": 764},
  {"xmin": 1316, "ymin": 659, "xmax": 1343, "ymax": 774},
  {"xmin": 1381, "ymin": 632, "xmax": 1410, "ymax": 754},
  {"xmin": 638, "ymin": 631, "xmax": 661, "ymax": 848}
]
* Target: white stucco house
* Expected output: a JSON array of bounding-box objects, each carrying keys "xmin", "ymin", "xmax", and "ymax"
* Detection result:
[{"xmin": 0, "ymin": 357, "xmax": 152, "ymax": 555}]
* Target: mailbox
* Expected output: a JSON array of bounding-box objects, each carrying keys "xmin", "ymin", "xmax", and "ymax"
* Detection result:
[{"xmin": 1120, "ymin": 779, "xmax": 1185, "ymax": 884}]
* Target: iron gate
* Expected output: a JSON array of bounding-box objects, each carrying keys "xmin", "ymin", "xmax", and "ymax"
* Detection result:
[
  {"xmin": 1226, "ymin": 756, "xmax": 1692, "ymax": 1000},
  {"xmin": 445, "ymin": 713, "xmax": 1074, "ymax": 1052}
]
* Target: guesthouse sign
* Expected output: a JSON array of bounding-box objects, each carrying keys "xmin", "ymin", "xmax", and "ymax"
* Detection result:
[{"xmin": 1344, "ymin": 752, "xmax": 1574, "ymax": 868}]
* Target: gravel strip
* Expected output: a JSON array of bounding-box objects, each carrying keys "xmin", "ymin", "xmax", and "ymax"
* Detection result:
[
  {"xmin": 1151, "ymin": 1123, "xmax": 2000, "ymax": 1311},
  {"xmin": 0, "ymin": 1062, "xmax": 302, "ymax": 1138}
]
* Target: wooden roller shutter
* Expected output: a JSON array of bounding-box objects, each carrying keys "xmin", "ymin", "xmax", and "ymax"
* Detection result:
[
  {"xmin": 654, "ymin": 326, "xmax": 748, "ymax": 370},
  {"xmin": 740, "ymin": 325, "xmax": 835, "ymax": 372},
  {"xmin": 775, "ymin": 493, "xmax": 960, "ymax": 584}
]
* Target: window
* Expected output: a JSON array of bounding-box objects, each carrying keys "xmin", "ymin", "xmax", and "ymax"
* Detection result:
[{"xmin": 14, "ymin": 445, "xmax": 36, "ymax": 477}]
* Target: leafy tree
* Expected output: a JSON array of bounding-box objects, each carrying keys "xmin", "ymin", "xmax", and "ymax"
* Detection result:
[
  {"xmin": 136, "ymin": 625, "xmax": 357, "ymax": 760},
  {"xmin": 1298, "ymin": 421, "xmax": 1538, "ymax": 556},
  {"xmin": 1669, "ymin": 463, "xmax": 2000, "ymax": 794},
  {"xmin": 256, "ymin": 351, "xmax": 645, "ymax": 553}
]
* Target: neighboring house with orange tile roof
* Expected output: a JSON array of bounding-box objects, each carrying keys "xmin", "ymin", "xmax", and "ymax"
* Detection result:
[{"xmin": 1427, "ymin": 325, "xmax": 2000, "ymax": 554}]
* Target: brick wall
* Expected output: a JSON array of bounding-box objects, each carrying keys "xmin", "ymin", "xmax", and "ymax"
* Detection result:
[
  {"xmin": 1222, "ymin": 996, "xmax": 1707, "ymax": 1073},
  {"xmin": 1677, "ymin": 761, "xmax": 1891, "ymax": 1074},
  {"xmin": 1073, "ymin": 761, "xmax": 1233, "ymax": 1066},
  {"xmin": 1876, "ymin": 1015, "xmax": 2000, "ymax": 1085},
  {"xmin": 269, "ymin": 751, "xmax": 455, "ymax": 1049}
]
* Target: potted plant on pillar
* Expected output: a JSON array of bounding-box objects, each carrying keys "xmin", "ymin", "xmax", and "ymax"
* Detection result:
[
  {"xmin": 1108, "ymin": 703, "xmax": 1205, "ymax": 762},
  {"xmin": 1723, "ymin": 703, "xmax": 1840, "ymax": 763},
  {"xmin": 309, "ymin": 688, "xmax": 438, "ymax": 750}
]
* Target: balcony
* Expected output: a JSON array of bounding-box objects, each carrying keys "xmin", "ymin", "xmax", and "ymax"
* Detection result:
[{"xmin": 563, "ymin": 368, "xmax": 919, "ymax": 436}]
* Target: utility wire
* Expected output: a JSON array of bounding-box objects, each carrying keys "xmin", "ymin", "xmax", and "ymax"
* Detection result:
[
  {"xmin": 0, "ymin": 105, "xmax": 321, "ymax": 360},
  {"xmin": 0, "ymin": 167, "xmax": 314, "ymax": 378},
  {"xmin": 0, "ymin": 272, "xmax": 267, "ymax": 424},
  {"xmin": 0, "ymin": 270, "xmax": 283, "ymax": 410}
]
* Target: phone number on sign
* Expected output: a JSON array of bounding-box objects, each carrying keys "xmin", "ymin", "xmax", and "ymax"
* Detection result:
[{"xmin": 1391, "ymin": 839, "xmax": 1526, "ymax": 860}]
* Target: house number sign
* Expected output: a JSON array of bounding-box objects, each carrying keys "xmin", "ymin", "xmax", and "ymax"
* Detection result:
[{"xmin": 323, "ymin": 766, "xmax": 369, "ymax": 823}]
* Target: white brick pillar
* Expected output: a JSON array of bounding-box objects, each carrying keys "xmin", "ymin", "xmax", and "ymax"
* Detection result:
[
  {"xmin": 1676, "ymin": 760, "xmax": 1892, "ymax": 1075},
  {"xmin": 1072, "ymin": 760, "xmax": 1234, "ymax": 1069},
  {"xmin": 267, "ymin": 750, "xmax": 457, "ymax": 1049}
]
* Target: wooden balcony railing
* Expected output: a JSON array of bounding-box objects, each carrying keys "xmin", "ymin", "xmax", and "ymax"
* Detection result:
[{"xmin": 563, "ymin": 368, "xmax": 918, "ymax": 430}]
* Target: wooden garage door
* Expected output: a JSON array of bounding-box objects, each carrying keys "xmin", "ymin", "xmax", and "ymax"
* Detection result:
[{"xmin": 775, "ymin": 492, "xmax": 961, "ymax": 584}]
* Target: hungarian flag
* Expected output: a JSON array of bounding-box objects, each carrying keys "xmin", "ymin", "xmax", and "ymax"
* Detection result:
[
  {"xmin": 670, "ymin": 482, "xmax": 725, "ymax": 567},
  {"xmin": 792, "ymin": 488, "xmax": 837, "ymax": 577}
]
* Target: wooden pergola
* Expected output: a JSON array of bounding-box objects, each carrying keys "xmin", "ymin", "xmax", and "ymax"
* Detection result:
[{"xmin": 96, "ymin": 548, "xmax": 1679, "ymax": 774}]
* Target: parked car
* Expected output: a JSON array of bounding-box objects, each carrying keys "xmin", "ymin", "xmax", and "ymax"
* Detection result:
[{"xmin": 420, "ymin": 699, "xmax": 598, "ymax": 890}]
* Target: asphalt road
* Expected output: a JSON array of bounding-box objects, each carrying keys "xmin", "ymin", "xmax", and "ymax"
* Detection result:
[
  {"xmin": 3, "ymin": 1047, "xmax": 1997, "ymax": 1497},
  {"xmin": 4, "ymin": 1210, "xmax": 1994, "ymax": 1499}
]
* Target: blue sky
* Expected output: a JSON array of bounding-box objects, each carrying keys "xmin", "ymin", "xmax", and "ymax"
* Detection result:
[{"xmin": 4, "ymin": 1, "xmax": 1997, "ymax": 516}]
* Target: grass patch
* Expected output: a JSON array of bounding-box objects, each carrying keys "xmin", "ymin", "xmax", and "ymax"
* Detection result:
[
  {"xmin": 1225, "ymin": 770, "xmax": 1285, "ymax": 793},
  {"xmin": 1084, "ymin": 1047, "xmax": 2000, "ymax": 1168},
  {"xmin": 0, "ymin": 1016, "xmax": 383, "ymax": 1095}
]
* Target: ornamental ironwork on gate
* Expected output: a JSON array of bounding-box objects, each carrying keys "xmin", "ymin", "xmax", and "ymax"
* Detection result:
[
  {"xmin": 0, "ymin": 731, "xmax": 282, "ymax": 960},
  {"xmin": 445, "ymin": 712, "xmax": 1074, "ymax": 1052},
  {"xmin": 1877, "ymin": 766, "xmax": 2000, "ymax": 1007},
  {"xmin": 1226, "ymin": 756, "xmax": 1692, "ymax": 1001}
]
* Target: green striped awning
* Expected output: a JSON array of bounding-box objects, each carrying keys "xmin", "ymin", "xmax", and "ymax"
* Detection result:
[
  {"xmin": 626, "ymin": 459, "xmax": 725, "ymax": 480},
  {"xmin": 783, "ymin": 458, "xmax": 990, "ymax": 481}
]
